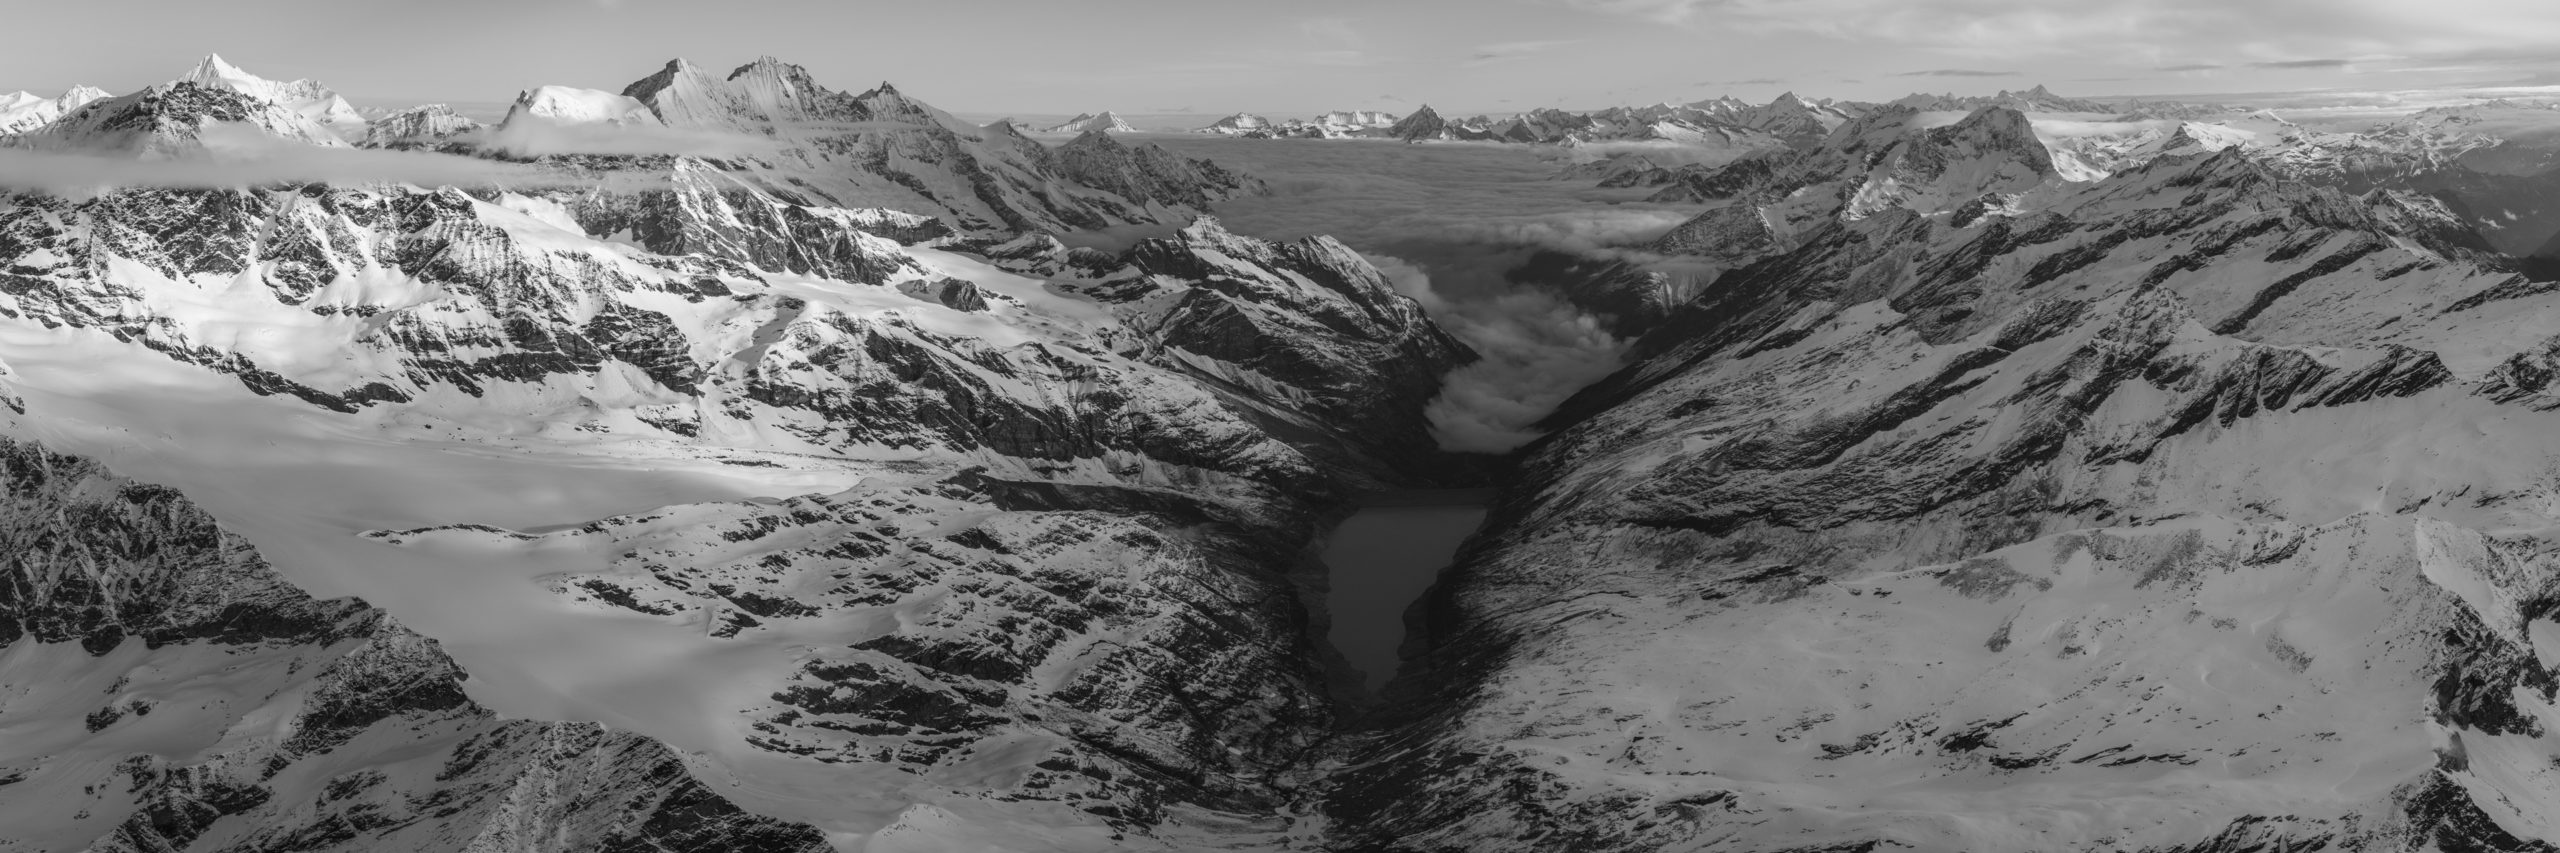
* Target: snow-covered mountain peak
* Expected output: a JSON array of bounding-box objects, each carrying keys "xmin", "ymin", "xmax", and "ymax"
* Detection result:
[
  {"xmin": 504, "ymin": 84, "xmax": 663, "ymax": 126},
  {"xmin": 1942, "ymin": 105, "xmax": 2049, "ymax": 155},
  {"xmin": 1387, "ymin": 104, "xmax": 1453, "ymax": 141},
  {"xmin": 0, "ymin": 84, "xmax": 110, "ymax": 136},
  {"xmin": 177, "ymin": 53, "xmax": 258, "ymax": 90},
  {"xmin": 20, "ymin": 79, "xmax": 353, "ymax": 154},
  {"xmin": 619, "ymin": 56, "xmax": 753, "ymax": 128},
  {"xmin": 168, "ymin": 53, "xmax": 365, "ymax": 137},
  {"xmin": 1196, "ymin": 112, "xmax": 1273, "ymax": 134},
  {"xmin": 618, "ymin": 54, "xmax": 872, "ymax": 130},
  {"xmin": 1041, "ymin": 111, "xmax": 1139, "ymax": 134}
]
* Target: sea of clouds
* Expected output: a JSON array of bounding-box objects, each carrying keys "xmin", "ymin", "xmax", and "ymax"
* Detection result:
[{"xmin": 1141, "ymin": 135, "xmax": 1711, "ymax": 453}]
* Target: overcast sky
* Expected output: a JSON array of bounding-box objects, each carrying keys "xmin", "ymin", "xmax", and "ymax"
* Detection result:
[{"xmin": 5, "ymin": 0, "xmax": 2559, "ymax": 115}]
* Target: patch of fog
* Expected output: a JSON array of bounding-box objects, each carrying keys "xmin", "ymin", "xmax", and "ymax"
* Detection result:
[
  {"xmin": 1133, "ymin": 134, "xmax": 1707, "ymax": 452},
  {"xmin": 1368, "ymin": 253, "xmax": 1631, "ymax": 453}
]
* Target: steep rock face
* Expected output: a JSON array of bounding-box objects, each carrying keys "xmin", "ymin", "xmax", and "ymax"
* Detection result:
[
  {"xmin": 564, "ymin": 157, "xmax": 941, "ymax": 284},
  {"xmin": 0, "ymin": 425, "xmax": 829, "ymax": 853},
  {"xmin": 358, "ymin": 104, "xmax": 483, "ymax": 149},
  {"xmin": 1053, "ymin": 130, "xmax": 1267, "ymax": 211},
  {"xmin": 1080, "ymin": 218, "xmax": 1480, "ymax": 484},
  {"xmin": 1328, "ymin": 96, "xmax": 2560, "ymax": 852}
]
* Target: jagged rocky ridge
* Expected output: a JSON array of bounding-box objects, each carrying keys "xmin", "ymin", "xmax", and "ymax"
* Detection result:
[{"xmin": 585, "ymin": 56, "xmax": 1257, "ymax": 235}]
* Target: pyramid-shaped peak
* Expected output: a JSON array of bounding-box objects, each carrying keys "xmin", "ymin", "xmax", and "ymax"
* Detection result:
[
  {"xmin": 179, "ymin": 53, "xmax": 271, "ymax": 89},
  {"xmin": 1068, "ymin": 128, "xmax": 1125, "ymax": 146},
  {"xmin": 728, "ymin": 56, "xmax": 821, "ymax": 87},
  {"xmin": 1951, "ymin": 105, "xmax": 2037, "ymax": 134},
  {"xmin": 193, "ymin": 54, "xmax": 247, "ymax": 77},
  {"xmin": 1179, "ymin": 215, "xmax": 1236, "ymax": 239},
  {"xmin": 621, "ymin": 57, "xmax": 727, "ymax": 101}
]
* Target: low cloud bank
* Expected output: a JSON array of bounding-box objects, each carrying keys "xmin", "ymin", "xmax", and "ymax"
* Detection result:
[
  {"xmin": 471, "ymin": 116, "xmax": 786, "ymax": 159},
  {"xmin": 0, "ymin": 123, "xmax": 567, "ymax": 193},
  {"xmin": 0, "ymin": 119, "xmax": 791, "ymax": 195},
  {"xmin": 1369, "ymin": 252, "xmax": 1631, "ymax": 453},
  {"xmin": 1147, "ymin": 135, "xmax": 1713, "ymax": 454}
]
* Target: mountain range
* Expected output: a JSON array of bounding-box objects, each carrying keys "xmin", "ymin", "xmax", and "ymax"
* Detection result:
[{"xmin": 6, "ymin": 51, "xmax": 2560, "ymax": 853}]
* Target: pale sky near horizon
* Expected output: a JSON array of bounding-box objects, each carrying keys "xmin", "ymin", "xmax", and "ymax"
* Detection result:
[{"xmin": 6, "ymin": 0, "xmax": 2559, "ymax": 115}]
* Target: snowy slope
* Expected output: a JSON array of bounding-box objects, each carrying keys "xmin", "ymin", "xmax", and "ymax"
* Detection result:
[
  {"xmin": 1334, "ymin": 104, "xmax": 2560, "ymax": 853},
  {"xmin": 174, "ymin": 53, "xmax": 367, "ymax": 139},
  {"xmin": 17, "ymin": 80, "xmax": 351, "ymax": 154},
  {"xmin": 1039, "ymin": 111, "xmax": 1139, "ymax": 134},
  {"xmin": 0, "ymin": 400, "xmax": 832, "ymax": 852},
  {"xmin": 0, "ymin": 85, "xmax": 107, "ymax": 136},
  {"xmin": 1193, "ymin": 112, "xmax": 1273, "ymax": 135},
  {"xmin": 0, "ymin": 122, "xmax": 1471, "ymax": 847},
  {"xmin": 585, "ymin": 57, "xmax": 1258, "ymax": 235}
]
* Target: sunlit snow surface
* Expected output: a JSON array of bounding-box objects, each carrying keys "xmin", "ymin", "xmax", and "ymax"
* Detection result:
[{"xmin": 0, "ymin": 238, "xmax": 1221, "ymax": 849}]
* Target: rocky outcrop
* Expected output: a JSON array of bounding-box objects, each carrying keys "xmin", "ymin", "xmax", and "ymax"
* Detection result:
[
  {"xmin": 358, "ymin": 104, "xmax": 483, "ymax": 149},
  {"xmin": 1084, "ymin": 217, "xmax": 1480, "ymax": 484}
]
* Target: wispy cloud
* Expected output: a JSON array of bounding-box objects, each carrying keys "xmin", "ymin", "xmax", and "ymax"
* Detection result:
[
  {"xmin": 1895, "ymin": 68, "xmax": 2022, "ymax": 77},
  {"xmin": 1544, "ymin": 0, "xmax": 2560, "ymax": 70},
  {"xmin": 2156, "ymin": 63, "xmax": 2226, "ymax": 72},
  {"xmin": 2250, "ymin": 58, "xmax": 2355, "ymax": 69},
  {"xmin": 0, "ymin": 124, "xmax": 576, "ymax": 193},
  {"xmin": 476, "ymin": 116, "xmax": 783, "ymax": 158},
  {"xmin": 1468, "ymin": 39, "xmax": 1583, "ymax": 66}
]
